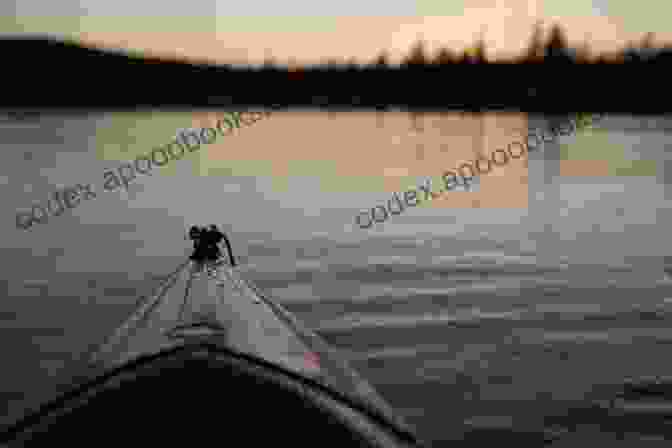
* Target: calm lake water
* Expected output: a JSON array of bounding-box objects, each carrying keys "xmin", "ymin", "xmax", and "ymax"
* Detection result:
[
  {"xmin": 3, "ymin": 235, "xmax": 672, "ymax": 445},
  {"xmin": 2, "ymin": 112, "xmax": 672, "ymax": 445}
]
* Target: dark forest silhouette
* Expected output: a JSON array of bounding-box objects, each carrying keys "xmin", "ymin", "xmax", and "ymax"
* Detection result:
[
  {"xmin": 1, "ymin": 22, "xmax": 671, "ymax": 111},
  {"xmin": 258, "ymin": 22, "xmax": 670, "ymax": 67}
]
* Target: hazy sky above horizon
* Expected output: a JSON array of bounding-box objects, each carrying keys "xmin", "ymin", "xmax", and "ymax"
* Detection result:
[{"xmin": 3, "ymin": 0, "xmax": 671, "ymax": 63}]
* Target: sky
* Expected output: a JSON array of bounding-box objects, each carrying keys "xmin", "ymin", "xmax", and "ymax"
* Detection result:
[{"xmin": 3, "ymin": 1, "xmax": 672, "ymax": 63}]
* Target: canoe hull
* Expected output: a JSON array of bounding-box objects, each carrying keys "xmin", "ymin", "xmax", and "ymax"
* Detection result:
[{"xmin": 87, "ymin": 260, "xmax": 420, "ymax": 439}]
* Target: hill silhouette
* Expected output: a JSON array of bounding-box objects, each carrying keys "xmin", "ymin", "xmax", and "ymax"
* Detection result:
[{"xmin": 2, "ymin": 22, "xmax": 671, "ymax": 112}]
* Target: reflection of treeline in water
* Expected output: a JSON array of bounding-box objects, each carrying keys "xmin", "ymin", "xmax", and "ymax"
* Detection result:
[{"xmin": 2, "ymin": 23, "xmax": 671, "ymax": 110}]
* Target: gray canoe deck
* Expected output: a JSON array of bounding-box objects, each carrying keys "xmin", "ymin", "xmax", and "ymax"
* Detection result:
[
  {"xmin": 86, "ymin": 260, "xmax": 416, "ymax": 437},
  {"xmin": 90, "ymin": 261, "xmax": 321, "ymax": 377}
]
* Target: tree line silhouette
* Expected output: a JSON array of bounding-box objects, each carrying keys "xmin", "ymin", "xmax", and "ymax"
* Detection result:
[
  {"xmin": 258, "ymin": 22, "xmax": 670, "ymax": 68},
  {"xmin": 2, "ymin": 22, "xmax": 671, "ymax": 111}
]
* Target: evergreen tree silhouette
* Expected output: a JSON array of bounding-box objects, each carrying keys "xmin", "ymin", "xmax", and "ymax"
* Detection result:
[
  {"xmin": 403, "ymin": 40, "xmax": 428, "ymax": 66},
  {"xmin": 272, "ymin": 21, "xmax": 669, "ymax": 70},
  {"xmin": 324, "ymin": 58, "xmax": 339, "ymax": 70},
  {"xmin": 375, "ymin": 51, "xmax": 388, "ymax": 66},
  {"xmin": 575, "ymin": 40, "xmax": 591, "ymax": 63},
  {"xmin": 642, "ymin": 32, "xmax": 655, "ymax": 49},
  {"xmin": 434, "ymin": 47, "xmax": 456, "ymax": 65},
  {"xmin": 624, "ymin": 40, "xmax": 641, "ymax": 62},
  {"xmin": 473, "ymin": 32, "xmax": 487, "ymax": 63},
  {"xmin": 458, "ymin": 48, "xmax": 470, "ymax": 64},
  {"xmin": 524, "ymin": 21, "xmax": 546, "ymax": 62},
  {"xmin": 262, "ymin": 55, "xmax": 276, "ymax": 70},
  {"xmin": 373, "ymin": 51, "xmax": 389, "ymax": 68},
  {"xmin": 545, "ymin": 24, "xmax": 571, "ymax": 62}
]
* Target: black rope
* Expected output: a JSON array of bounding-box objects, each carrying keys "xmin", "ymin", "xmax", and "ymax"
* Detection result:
[
  {"xmin": 222, "ymin": 233, "xmax": 236, "ymax": 266},
  {"xmin": 179, "ymin": 264, "xmax": 196, "ymax": 321}
]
